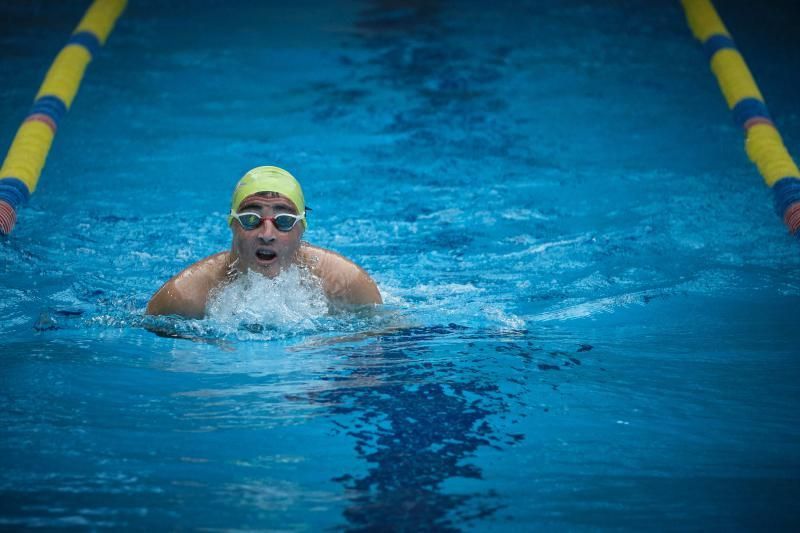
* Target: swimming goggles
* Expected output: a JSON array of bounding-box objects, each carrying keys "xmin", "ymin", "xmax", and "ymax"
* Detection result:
[{"xmin": 229, "ymin": 210, "xmax": 305, "ymax": 232}]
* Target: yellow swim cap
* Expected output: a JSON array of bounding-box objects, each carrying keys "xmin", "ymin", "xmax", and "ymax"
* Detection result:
[{"xmin": 228, "ymin": 166, "xmax": 307, "ymax": 229}]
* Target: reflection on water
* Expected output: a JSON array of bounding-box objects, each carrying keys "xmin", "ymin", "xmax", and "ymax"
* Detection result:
[
  {"xmin": 291, "ymin": 324, "xmax": 582, "ymax": 530},
  {"xmin": 309, "ymin": 326, "xmax": 504, "ymax": 529}
]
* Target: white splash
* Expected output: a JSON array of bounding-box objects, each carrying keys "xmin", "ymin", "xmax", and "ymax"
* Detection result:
[{"xmin": 205, "ymin": 266, "xmax": 329, "ymax": 335}]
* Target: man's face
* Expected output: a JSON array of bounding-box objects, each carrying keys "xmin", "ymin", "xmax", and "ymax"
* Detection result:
[{"xmin": 230, "ymin": 194, "xmax": 304, "ymax": 277}]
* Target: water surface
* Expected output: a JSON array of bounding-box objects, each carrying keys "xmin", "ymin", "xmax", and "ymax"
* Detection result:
[{"xmin": 1, "ymin": 0, "xmax": 799, "ymax": 529}]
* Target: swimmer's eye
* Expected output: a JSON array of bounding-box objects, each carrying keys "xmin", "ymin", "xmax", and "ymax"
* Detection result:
[
  {"xmin": 272, "ymin": 214, "xmax": 302, "ymax": 231},
  {"xmin": 237, "ymin": 213, "xmax": 262, "ymax": 230}
]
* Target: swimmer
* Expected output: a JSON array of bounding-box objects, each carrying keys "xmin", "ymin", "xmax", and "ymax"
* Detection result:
[{"xmin": 146, "ymin": 166, "xmax": 382, "ymax": 318}]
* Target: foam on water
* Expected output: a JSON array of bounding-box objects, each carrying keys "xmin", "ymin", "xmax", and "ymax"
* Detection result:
[
  {"xmin": 198, "ymin": 268, "xmax": 525, "ymax": 341},
  {"xmin": 203, "ymin": 267, "xmax": 329, "ymax": 337}
]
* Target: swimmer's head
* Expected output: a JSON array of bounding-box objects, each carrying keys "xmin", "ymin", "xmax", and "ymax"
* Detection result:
[{"xmin": 228, "ymin": 166, "xmax": 307, "ymax": 228}]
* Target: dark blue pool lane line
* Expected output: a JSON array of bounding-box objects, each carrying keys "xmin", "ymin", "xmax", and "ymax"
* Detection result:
[
  {"xmin": 67, "ymin": 31, "xmax": 102, "ymax": 57},
  {"xmin": 682, "ymin": 0, "xmax": 800, "ymax": 241},
  {"xmin": 0, "ymin": 0, "xmax": 126, "ymax": 236}
]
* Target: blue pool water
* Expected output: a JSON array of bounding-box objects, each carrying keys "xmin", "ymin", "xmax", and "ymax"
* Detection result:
[{"xmin": 2, "ymin": 0, "xmax": 800, "ymax": 529}]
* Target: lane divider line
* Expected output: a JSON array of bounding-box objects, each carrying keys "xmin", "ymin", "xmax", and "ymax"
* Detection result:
[
  {"xmin": 0, "ymin": 0, "xmax": 127, "ymax": 235},
  {"xmin": 681, "ymin": 0, "xmax": 800, "ymax": 240}
]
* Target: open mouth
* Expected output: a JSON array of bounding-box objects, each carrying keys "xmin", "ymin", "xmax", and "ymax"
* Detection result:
[{"xmin": 255, "ymin": 249, "xmax": 277, "ymax": 262}]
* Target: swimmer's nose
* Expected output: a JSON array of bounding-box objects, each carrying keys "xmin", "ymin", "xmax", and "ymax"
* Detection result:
[{"xmin": 256, "ymin": 219, "xmax": 276, "ymax": 242}]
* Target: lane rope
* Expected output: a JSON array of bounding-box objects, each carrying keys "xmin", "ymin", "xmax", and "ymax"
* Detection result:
[
  {"xmin": 681, "ymin": 0, "xmax": 800, "ymax": 239},
  {"xmin": 0, "ymin": 0, "xmax": 127, "ymax": 235}
]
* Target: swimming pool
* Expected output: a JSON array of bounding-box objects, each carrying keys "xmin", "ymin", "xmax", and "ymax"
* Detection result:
[{"xmin": 2, "ymin": 0, "xmax": 799, "ymax": 529}]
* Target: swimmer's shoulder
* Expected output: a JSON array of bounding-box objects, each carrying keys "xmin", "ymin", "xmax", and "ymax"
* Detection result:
[
  {"xmin": 299, "ymin": 243, "xmax": 382, "ymax": 306},
  {"xmin": 145, "ymin": 252, "xmax": 231, "ymax": 318}
]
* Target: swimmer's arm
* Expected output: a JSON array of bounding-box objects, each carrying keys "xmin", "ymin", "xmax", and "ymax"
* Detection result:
[
  {"xmin": 300, "ymin": 245, "xmax": 382, "ymax": 306},
  {"xmin": 145, "ymin": 252, "xmax": 230, "ymax": 319},
  {"xmin": 343, "ymin": 267, "xmax": 383, "ymax": 305}
]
